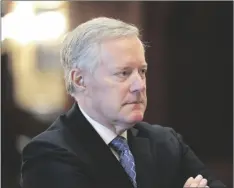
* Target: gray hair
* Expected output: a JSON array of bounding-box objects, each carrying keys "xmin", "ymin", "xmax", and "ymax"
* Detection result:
[{"xmin": 60, "ymin": 17, "xmax": 142, "ymax": 95}]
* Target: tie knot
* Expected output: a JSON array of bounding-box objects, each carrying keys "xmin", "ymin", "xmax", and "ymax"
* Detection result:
[{"xmin": 110, "ymin": 136, "xmax": 129, "ymax": 154}]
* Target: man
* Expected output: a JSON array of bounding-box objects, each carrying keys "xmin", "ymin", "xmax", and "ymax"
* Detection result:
[{"xmin": 20, "ymin": 17, "xmax": 225, "ymax": 188}]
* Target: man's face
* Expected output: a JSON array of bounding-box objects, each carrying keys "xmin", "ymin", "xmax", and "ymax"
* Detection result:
[{"xmin": 84, "ymin": 36, "xmax": 147, "ymax": 130}]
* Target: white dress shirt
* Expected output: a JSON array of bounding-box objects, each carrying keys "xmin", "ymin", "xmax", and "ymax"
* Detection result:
[{"xmin": 79, "ymin": 105, "xmax": 127, "ymax": 160}]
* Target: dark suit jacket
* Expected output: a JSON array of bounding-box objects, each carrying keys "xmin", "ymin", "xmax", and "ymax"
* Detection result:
[{"xmin": 21, "ymin": 103, "xmax": 225, "ymax": 188}]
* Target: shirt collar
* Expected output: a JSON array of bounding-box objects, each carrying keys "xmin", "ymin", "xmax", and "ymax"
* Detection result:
[{"xmin": 78, "ymin": 105, "xmax": 127, "ymax": 145}]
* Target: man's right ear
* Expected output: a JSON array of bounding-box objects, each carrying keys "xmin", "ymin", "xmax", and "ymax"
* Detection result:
[{"xmin": 71, "ymin": 69, "xmax": 86, "ymax": 89}]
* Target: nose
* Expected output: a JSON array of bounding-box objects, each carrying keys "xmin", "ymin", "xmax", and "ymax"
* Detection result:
[{"xmin": 129, "ymin": 72, "xmax": 146, "ymax": 93}]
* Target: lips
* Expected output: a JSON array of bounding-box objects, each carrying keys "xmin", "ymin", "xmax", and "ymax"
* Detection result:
[{"xmin": 124, "ymin": 101, "xmax": 143, "ymax": 105}]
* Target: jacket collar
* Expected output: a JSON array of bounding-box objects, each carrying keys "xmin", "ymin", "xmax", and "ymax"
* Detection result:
[{"xmin": 65, "ymin": 103, "xmax": 158, "ymax": 188}]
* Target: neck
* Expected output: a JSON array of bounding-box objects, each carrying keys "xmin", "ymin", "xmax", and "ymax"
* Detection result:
[{"xmin": 75, "ymin": 98, "xmax": 130, "ymax": 135}]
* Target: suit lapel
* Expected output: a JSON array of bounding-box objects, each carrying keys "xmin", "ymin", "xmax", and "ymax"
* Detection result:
[
  {"xmin": 65, "ymin": 103, "xmax": 134, "ymax": 188},
  {"xmin": 128, "ymin": 126, "xmax": 159, "ymax": 188}
]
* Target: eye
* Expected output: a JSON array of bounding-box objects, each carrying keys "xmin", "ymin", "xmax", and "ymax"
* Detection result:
[
  {"xmin": 121, "ymin": 71, "xmax": 129, "ymax": 76},
  {"xmin": 140, "ymin": 68, "xmax": 147, "ymax": 76},
  {"xmin": 117, "ymin": 70, "xmax": 131, "ymax": 78}
]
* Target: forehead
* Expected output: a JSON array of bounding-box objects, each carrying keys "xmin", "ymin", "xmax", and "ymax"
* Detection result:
[{"xmin": 100, "ymin": 36, "xmax": 146, "ymax": 68}]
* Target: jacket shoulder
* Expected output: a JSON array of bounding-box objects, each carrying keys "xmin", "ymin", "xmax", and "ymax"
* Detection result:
[{"xmin": 22, "ymin": 114, "xmax": 77, "ymax": 156}]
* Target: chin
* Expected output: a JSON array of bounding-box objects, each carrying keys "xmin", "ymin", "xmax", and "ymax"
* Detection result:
[{"xmin": 127, "ymin": 111, "xmax": 144, "ymax": 124}]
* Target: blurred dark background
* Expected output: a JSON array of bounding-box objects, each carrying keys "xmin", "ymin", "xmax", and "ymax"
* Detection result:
[{"xmin": 1, "ymin": 1, "xmax": 233, "ymax": 188}]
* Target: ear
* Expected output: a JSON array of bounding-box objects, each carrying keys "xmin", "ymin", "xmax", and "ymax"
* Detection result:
[{"xmin": 70, "ymin": 68, "xmax": 86, "ymax": 89}]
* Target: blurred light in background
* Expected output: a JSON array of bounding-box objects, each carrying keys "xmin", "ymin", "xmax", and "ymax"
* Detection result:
[
  {"xmin": 2, "ymin": 11, "xmax": 35, "ymax": 44},
  {"xmin": 34, "ymin": 11, "xmax": 67, "ymax": 42},
  {"xmin": 33, "ymin": 1, "xmax": 65, "ymax": 9},
  {"xmin": 13, "ymin": 1, "xmax": 34, "ymax": 14},
  {"xmin": 1, "ymin": 1, "xmax": 68, "ymax": 118},
  {"xmin": 1, "ymin": 1, "xmax": 67, "ymax": 44}
]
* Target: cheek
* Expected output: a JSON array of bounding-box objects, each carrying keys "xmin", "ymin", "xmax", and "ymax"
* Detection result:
[
  {"xmin": 108, "ymin": 88, "xmax": 126, "ymax": 104},
  {"xmin": 103, "ymin": 88, "xmax": 128, "ymax": 112},
  {"xmin": 90, "ymin": 77, "xmax": 129, "ymax": 107}
]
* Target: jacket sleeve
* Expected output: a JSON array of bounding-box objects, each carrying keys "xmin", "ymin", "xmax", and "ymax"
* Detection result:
[
  {"xmin": 168, "ymin": 128, "xmax": 226, "ymax": 188},
  {"xmin": 21, "ymin": 140, "xmax": 94, "ymax": 188}
]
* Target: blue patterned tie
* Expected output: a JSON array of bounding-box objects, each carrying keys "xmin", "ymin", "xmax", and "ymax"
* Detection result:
[{"xmin": 110, "ymin": 136, "xmax": 137, "ymax": 188}]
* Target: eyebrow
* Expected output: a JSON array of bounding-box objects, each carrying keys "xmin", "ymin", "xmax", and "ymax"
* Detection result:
[{"xmin": 115, "ymin": 64, "xmax": 148, "ymax": 70}]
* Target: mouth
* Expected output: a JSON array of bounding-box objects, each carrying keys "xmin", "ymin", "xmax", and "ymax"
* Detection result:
[{"xmin": 124, "ymin": 101, "xmax": 144, "ymax": 105}]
